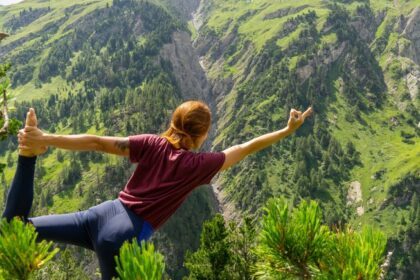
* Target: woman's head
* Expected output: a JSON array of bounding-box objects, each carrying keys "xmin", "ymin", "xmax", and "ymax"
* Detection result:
[{"xmin": 162, "ymin": 100, "xmax": 211, "ymax": 150}]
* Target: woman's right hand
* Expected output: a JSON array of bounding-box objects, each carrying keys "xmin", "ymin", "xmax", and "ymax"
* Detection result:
[{"xmin": 286, "ymin": 107, "xmax": 313, "ymax": 132}]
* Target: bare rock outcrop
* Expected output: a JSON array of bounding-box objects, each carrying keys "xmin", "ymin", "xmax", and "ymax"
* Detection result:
[
  {"xmin": 160, "ymin": 31, "xmax": 212, "ymax": 102},
  {"xmin": 400, "ymin": 7, "xmax": 420, "ymax": 64},
  {"xmin": 347, "ymin": 181, "xmax": 363, "ymax": 205}
]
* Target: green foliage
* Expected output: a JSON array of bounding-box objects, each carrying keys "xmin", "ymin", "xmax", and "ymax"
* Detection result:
[
  {"xmin": 227, "ymin": 217, "xmax": 257, "ymax": 280},
  {"xmin": 328, "ymin": 227, "xmax": 387, "ymax": 279},
  {"xmin": 386, "ymin": 178, "xmax": 420, "ymax": 279},
  {"xmin": 255, "ymin": 198, "xmax": 387, "ymax": 279},
  {"xmin": 184, "ymin": 214, "xmax": 231, "ymax": 280},
  {"xmin": 0, "ymin": 218, "xmax": 59, "ymax": 279},
  {"xmin": 33, "ymin": 249, "xmax": 90, "ymax": 280},
  {"xmin": 115, "ymin": 239, "xmax": 165, "ymax": 280},
  {"xmin": 255, "ymin": 198, "xmax": 331, "ymax": 279},
  {"xmin": 4, "ymin": 7, "xmax": 50, "ymax": 33},
  {"xmin": 184, "ymin": 214, "xmax": 257, "ymax": 280}
]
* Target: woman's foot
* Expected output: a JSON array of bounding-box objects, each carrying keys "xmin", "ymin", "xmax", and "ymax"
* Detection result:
[{"xmin": 18, "ymin": 108, "xmax": 47, "ymax": 157}]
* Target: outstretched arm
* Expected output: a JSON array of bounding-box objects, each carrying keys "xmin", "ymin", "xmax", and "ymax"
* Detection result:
[
  {"xmin": 19, "ymin": 127, "xmax": 130, "ymax": 157},
  {"xmin": 220, "ymin": 107, "xmax": 313, "ymax": 171}
]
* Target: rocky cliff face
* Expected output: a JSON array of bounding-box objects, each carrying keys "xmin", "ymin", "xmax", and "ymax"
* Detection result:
[
  {"xmin": 162, "ymin": 0, "xmax": 200, "ymax": 20},
  {"xmin": 399, "ymin": 7, "xmax": 420, "ymax": 102},
  {"xmin": 400, "ymin": 7, "xmax": 420, "ymax": 65},
  {"xmin": 160, "ymin": 31, "xmax": 212, "ymax": 103}
]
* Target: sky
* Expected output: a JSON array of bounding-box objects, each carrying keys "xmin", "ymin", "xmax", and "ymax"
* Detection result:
[{"xmin": 0, "ymin": 0, "xmax": 24, "ymax": 5}]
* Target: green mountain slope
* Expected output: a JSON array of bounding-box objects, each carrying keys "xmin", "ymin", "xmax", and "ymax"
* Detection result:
[
  {"xmin": 0, "ymin": 0, "xmax": 419, "ymax": 278},
  {"xmin": 0, "ymin": 0, "xmax": 217, "ymax": 278},
  {"xmin": 193, "ymin": 0, "xmax": 419, "ymax": 278}
]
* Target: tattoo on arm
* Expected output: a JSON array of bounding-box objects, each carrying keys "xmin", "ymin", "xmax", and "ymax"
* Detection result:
[{"xmin": 114, "ymin": 139, "xmax": 129, "ymax": 152}]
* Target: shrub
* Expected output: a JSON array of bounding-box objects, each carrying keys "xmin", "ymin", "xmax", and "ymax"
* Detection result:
[
  {"xmin": 0, "ymin": 218, "xmax": 59, "ymax": 279},
  {"xmin": 115, "ymin": 239, "xmax": 165, "ymax": 280},
  {"xmin": 254, "ymin": 198, "xmax": 386, "ymax": 279}
]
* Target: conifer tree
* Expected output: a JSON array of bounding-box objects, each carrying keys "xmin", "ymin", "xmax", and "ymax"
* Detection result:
[
  {"xmin": 0, "ymin": 218, "xmax": 59, "ymax": 279},
  {"xmin": 114, "ymin": 239, "xmax": 165, "ymax": 280},
  {"xmin": 255, "ymin": 198, "xmax": 386, "ymax": 279}
]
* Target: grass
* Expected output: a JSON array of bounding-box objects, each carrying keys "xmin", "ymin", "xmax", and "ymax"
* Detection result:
[
  {"xmin": 288, "ymin": 55, "xmax": 299, "ymax": 70},
  {"xmin": 0, "ymin": 0, "xmax": 112, "ymax": 102},
  {"xmin": 276, "ymin": 27, "xmax": 302, "ymax": 49},
  {"xmin": 205, "ymin": 0, "xmax": 328, "ymax": 51},
  {"xmin": 321, "ymin": 32, "xmax": 337, "ymax": 44},
  {"xmin": 11, "ymin": 76, "xmax": 69, "ymax": 101},
  {"xmin": 187, "ymin": 20, "xmax": 198, "ymax": 41},
  {"xmin": 326, "ymin": 80, "xmax": 419, "ymax": 236},
  {"xmin": 369, "ymin": 0, "xmax": 420, "ymax": 15}
]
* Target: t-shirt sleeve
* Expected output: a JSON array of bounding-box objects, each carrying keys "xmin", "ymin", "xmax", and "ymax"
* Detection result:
[
  {"xmin": 193, "ymin": 152, "xmax": 226, "ymax": 185},
  {"xmin": 128, "ymin": 134, "xmax": 155, "ymax": 163}
]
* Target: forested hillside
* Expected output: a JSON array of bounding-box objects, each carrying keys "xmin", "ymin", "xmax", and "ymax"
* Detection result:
[
  {"xmin": 192, "ymin": 0, "xmax": 419, "ymax": 278},
  {"xmin": 0, "ymin": 0, "xmax": 419, "ymax": 279},
  {"xmin": 0, "ymin": 0, "xmax": 218, "ymax": 278}
]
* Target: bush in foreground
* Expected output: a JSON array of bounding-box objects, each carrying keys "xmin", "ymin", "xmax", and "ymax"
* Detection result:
[
  {"xmin": 0, "ymin": 218, "xmax": 59, "ymax": 279},
  {"xmin": 115, "ymin": 239, "xmax": 165, "ymax": 280},
  {"xmin": 255, "ymin": 198, "xmax": 387, "ymax": 279}
]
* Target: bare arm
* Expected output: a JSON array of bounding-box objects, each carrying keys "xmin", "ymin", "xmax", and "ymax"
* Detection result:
[
  {"xmin": 220, "ymin": 107, "xmax": 313, "ymax": 171},
  {"xmin": 19, "ymin": 127, "xmax": 130, "ymax": 157}
]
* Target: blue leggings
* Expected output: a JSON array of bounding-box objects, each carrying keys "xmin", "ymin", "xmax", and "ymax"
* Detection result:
[{"xmin": 2, "ymin": 155, "xmax": 154, "ymax": 280}]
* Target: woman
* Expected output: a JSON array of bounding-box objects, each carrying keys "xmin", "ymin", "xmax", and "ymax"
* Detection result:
[{"xmin": 6, "ymin": 100, "xmax": 312, "ymax": 279}]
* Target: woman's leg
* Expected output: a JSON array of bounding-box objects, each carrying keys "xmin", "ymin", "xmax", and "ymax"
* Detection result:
[
  {"xmin": 2, "ymin": 155, "xmax": 37, "ymax": 221},
  {"xmin": 2, "ymin": 109, "xmax": 93, "ymax": 248},
  {"xmin": 29, "ymin": 211, "xmax": 94, "ymax": 250},
  {"xmin": 2, "ymin": 154, "xmax": 93, "ymax": 250},
  {"xmin": 3, "ymin": 108, "xmax": 46, "ymax": 220},
  {"xmin": 87, "ymin": 199, "xmax": 153, "ymax": 280}
]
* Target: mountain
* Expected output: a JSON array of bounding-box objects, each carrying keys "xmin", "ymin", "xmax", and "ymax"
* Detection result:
[
  {"xmin": 193, "ymin": 0, "xmax": 419, "ymax": 278},
  {"xmin": 0, "ymin": 0, "xmax": 419, "ymax": 279},
  {"xmin": 0, "ymin": 0, "xmax": 217, "ymax": 278}
]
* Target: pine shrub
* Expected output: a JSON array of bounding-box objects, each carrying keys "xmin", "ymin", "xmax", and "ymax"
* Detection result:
[
  {"xmin": 0, "ymin": 218, "xmax": 59, "ymax": 279},
  {"xmin": 115, "ymin": 239, "xmax": 165, "ymax": 280}
]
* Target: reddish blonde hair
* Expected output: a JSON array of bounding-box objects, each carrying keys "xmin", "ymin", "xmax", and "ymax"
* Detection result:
[{"xmin": 161, "ymin": 100, "xmax": 211, "ymax": 150}]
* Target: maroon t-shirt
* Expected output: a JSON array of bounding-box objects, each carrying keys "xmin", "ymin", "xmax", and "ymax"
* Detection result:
[{"xmin": 118, "ymin": 134, "xmax": 226, "ymax": 230}]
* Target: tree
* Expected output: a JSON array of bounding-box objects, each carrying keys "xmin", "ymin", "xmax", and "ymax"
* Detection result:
[
  {"xmin": 184, "ymin": 213, "xmax": 258, "ymax": 280},
  {"xmin": 255, "ymin": 198, "xmax": 387, "ymax": 279},
  {"xmin": 255, "ymin": 198, "xmax": 331, "ymax": 279},
  {"xmin": 184, "ymin": 214, "xmax": 231, "ymax": 280},
  {"xmin": 114, "ymin": 239, "xmax": 165, "ymax": 280},
  {"xmin": 227, "ymin": 217, "xmax": 257, "ymax": 280},
  {"xmin": 33, "ymin": 248, "xmax": 90, "ymax": 280},
  {"xmin": 0, "ymin": 218, "xmax": 59, "ymax": 279}
]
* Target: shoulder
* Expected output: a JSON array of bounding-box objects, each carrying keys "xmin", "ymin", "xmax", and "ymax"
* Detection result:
[
  {"xmin": 129, "ymin": 133, "xmax": 159, "ymax": 141},
  {"xmin": 183, "ymin": 151, "xmax": 225, "ymax": 185},
  {"xmin": 129, "ymin": 134, "xmax": 165, "ymax": 145},
  {"xmin": 128, "ymin": 134, "xmax": 167, "ymax": 163},
  {"xmin": 189, "ymin": 151, "xmax": 226, "ymax": 167}
]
